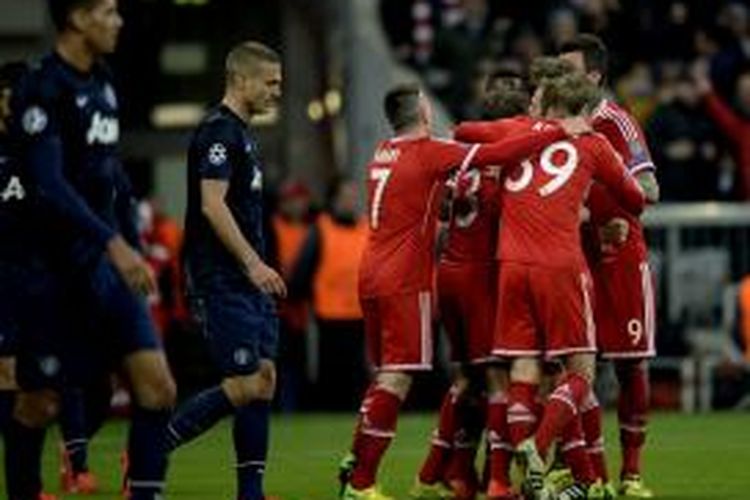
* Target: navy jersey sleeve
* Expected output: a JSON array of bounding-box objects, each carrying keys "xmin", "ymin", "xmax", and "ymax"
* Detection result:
[
  {"xmin": 12, "ymin": 71, "xmax": 116, "ymax": 249},
  {"xmin": 113, "ymin": 161, "xmax": 142, "ymax": 251},
  {"xmin": 194, "ymin": 120, "xmax": 239, "ymax": 181}
]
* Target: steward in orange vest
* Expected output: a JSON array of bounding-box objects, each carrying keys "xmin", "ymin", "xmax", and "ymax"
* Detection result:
[{"xmin": 289, "ymin": 181, "xmax": 369, "ymax": 410}]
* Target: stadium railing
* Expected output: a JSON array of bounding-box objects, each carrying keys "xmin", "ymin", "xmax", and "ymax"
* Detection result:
[{"xmin": 642, "ymin": 202, "xmax": 750, "ymax": 412}]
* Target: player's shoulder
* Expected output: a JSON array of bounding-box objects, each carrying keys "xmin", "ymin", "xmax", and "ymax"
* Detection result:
[
  {"xmin": 14, "ymin": 54, "xmax": 63, "ymax": 104},
  {"xmin": 592, "ymin": 98, "xmax": 642, "ymax": 137},
  {"xmin": 194, "ymin": 105, "xmax": 244, "ymax": 146}
]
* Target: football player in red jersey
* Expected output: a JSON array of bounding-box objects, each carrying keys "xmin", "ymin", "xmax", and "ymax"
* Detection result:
[
  {"xmin": 560, "ymin": 34, "xmax": 659, "ymax": 499},
  {"xmin": 489, "ymin": 73, "xmax": 646, "ymax": 499},
  {"xmin": 339, "ymin": 83, "xmax": 588, "ymax": 500},
  {"xmin": 412, "ymin": 69, "xmax": 532, "ymax": 500}
]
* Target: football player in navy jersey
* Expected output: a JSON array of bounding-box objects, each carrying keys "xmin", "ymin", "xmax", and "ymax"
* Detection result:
[
  {"xmin": 170, "ymin": 41, "xmax": 284, "ymax": 500},
  {"xmin": 10, "ymin": 1, "xmax": 176, "ymax": 499},
  {"xmin": 0, "ymin": 60, "xmax": 65, "ymax": 500}
]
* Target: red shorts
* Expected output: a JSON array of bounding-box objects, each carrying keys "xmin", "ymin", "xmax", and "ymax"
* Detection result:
[
  {"xmin": 361, "ymin": 291, "xmax": 434, "ymax": 371},
  {"xmin": 493, "ymin": 262, "xmax": 597, "ymax": 359},
  {"xmin": 593, "ymin": 259, "xmax": 656, "ymax": 359},
  {"xmin": 437, "ymin": 260, "xmax": 497, "ymax": 364}
]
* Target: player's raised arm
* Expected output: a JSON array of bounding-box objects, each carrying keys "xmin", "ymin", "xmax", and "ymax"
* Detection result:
[{"xmin": 591, "ymin": 137, "xmax": 646, "ymax": 216}]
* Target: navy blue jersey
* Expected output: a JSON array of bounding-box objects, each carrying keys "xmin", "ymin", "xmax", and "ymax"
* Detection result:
[
  {"xmin": 0, "ymin": 134, "xmax": 35, "ymax": 257},
  {"xmin": 10, "ymin": 52, "xmax": 121, "ymax": 267},
  {"xmin": 184, "ymin": 104, "xmax": 267, "ymax": 290}
]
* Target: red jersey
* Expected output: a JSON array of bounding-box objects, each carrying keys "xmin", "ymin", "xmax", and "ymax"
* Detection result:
[
  {"xmin": 451, "ymin": 116, "xmax": 543, "ymax": 262},
  {"xmin": 359, "ymin": 128, "xmax": 566, "ymax": 298},
  {"xmin": 587, "ymin": 99, "xmax": 656, "ymax": 263},
  {"xmin": 499, "ymin": 133, "xmax": 646, "ymax": 269}
]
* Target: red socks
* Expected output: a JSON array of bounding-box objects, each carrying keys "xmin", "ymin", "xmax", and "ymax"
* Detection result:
[
  {"xmin": 486, "ymin": 391, "xmax": 512, "ymax": 487},
  {"xmin": 350, "ymin": 385, "xmax": 403, "ymax": 489},
  {"xmin": 616, "ymin": 362, "xmax": 649, "ymax": 478},
  {"xmin": 561, "ymin": 414, "xmax": 596, "ymax": 486},
  {"xmin": 580, "ymin": 389, "xmax": 608, "ymax": 482},
  {"xmin": 418, "ymin": 386, "xmax": 459, "ymax": 484},
  {"xmin": 534, "ymin": 373, "xmax": 590, "ymax": 458},
  {"xmin": 507, "ymin": 382, "xmax": 539, "ymax": 447}
]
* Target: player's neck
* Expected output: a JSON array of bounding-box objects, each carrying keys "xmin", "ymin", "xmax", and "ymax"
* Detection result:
[
  {"xmin": 394, "ymin": 124, "xmax": 429, "ymax": 140},
  {"xmin": 55, "ymin": 36, "xmax": 97, "ymax": 73},
  {"xmin": 222, "ymin": 94, "xmax": 251, "ymax": 125}
]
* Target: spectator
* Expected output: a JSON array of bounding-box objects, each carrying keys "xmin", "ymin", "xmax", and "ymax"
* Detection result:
[
  {"xmin": 695, "ymin": 60, "xmax": 750, "ymax": 200},
  {"xmin": 646, "ymin": 71, "xmax": 724, "ymax": 200},
  {"xmin": 289, "ymin": 180, "xmax": 369, "ymax": 410},
  {"xmin": 270, "ymin": 180, "xmax": 314, "ymax": 411}
]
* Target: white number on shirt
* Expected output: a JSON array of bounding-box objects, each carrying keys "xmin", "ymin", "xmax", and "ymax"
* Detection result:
[
  {"xmin": 370, "ymin": 167, "xmax": 392, "ymax": 229},
  {"xmin": 504, "ymin": 141, "xmax": 578, "ymax": 196}
]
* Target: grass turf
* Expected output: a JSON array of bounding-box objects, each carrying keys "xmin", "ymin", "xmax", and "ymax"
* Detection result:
[{"xmin": 1, "ymin": 412, "xmax": 748, "ymax": 499}]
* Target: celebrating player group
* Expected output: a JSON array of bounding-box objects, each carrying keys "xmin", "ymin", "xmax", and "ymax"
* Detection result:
[
  {"xmin": 340, "ymin": 35, "xmax": 658, "ymax": 500},
  {"xmin": 0, "ymin": 0, "xmax": 659, "ymax": 499}
]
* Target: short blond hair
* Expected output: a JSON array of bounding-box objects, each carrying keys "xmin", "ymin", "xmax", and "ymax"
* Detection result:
[
  {"xmin": 529, "ymin": 57, "xmax": 575, "ymax": 88},
  {"xmin": 541, "ymin": 73, "xmax": 602, "ymax": 116},
  {"xmin": 225, "ymin": 41, "xmax": 280, "ymax": 84}
]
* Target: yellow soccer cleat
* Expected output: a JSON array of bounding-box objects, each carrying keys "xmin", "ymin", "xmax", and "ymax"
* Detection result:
[
  {"xmin": 341, "ymin": 484, "xmax": 394, "ymax": 500},
  {"xmin": 409, "ymin": 478, "xmax": 455, "ymax": 499},
  {"xmin": 619, "ymin": 475, "xmax": 654, "ymax": 498}
]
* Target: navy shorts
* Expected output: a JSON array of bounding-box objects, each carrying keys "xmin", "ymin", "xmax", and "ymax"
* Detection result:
[
  {"xmin": 0, "ymin": 258, "xmax": 69, "ymax": 390},
  {"xmin": 191, "ymin": 287, "xmax": 279, "ymax": 377},
  {"xmin": 61, "ymin": 257, "xmax": 162, "ymax": 383}
]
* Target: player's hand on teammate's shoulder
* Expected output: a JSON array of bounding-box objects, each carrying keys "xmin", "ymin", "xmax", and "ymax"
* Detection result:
[
  {"xmin": 106, "ymin": 235, "xmax": 158, "ymax": 296},
  {"xmin": 559, "ymin": 116, "xmax": 592, "ymax": 137},
  {"xmin": 245, "ymin": 258, "xmax": 287, "ymax": 298}
]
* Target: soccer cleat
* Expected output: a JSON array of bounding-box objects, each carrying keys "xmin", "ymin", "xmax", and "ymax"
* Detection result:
[
  {"xmin": 338, "ymin": 452, "xmax": 357, "ymax": 498},
  {"xmin": 409, "ymin": 479, "xmax": 454, "ymax": 499},
  {"xmin": 120, "ymin": 450, "xmax": 130, "ymax": 496},
  {"xmin": 448, "ymin": 477, "xmax": 478, "ymax": 499},
  {"xmin": 619, "ymin": 475, "xmax": 654, "ymax": 498},
  {"xmin": 39, "ymin": 494, "xmax": 59, "ymax": 500},
  {"xmin": 545, "ymin": 468, "xmax": 575, "ymax": 492},
  {"xmin": 486, "ymin": 478, "xmax": 520, "ymax": 499},
  {"xmin": 64, "ymin": 471, "xmax": 99, "ymax": 494},
  {"xmin": 516, "ymin": 439, "xmax": 547, "ymax": 499},
  {"xmin": 341, "ymin": 484, "xmax": 393, "ymax": 500}
]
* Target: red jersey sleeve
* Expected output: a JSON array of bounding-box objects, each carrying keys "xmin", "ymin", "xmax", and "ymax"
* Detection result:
[
  {"xmin": 471, "ymin": 127, "xmax": 566, "ymax": 169},
  {"xmin": 704, "ymin": 91, "xmax": 744, "ymax": 144},
  {"xmin": 593, "ymin": 101, "xmax": 655, "ymax": 176},
  {"xmin": 454, "ymin": 120, "xmax": 512, "ymax": 143},
  {"xmin": 590, "ymin": 136, "xmax": 646, "ymax": 216}
]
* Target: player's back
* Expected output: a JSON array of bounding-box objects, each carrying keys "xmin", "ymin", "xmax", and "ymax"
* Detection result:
[
  {"xmin": 500, "ymin": 133, "xmax": 614, "ymax": 269},
  {"xmin": 444, "ymin": 115, "xmax": 535, "ymax": 263},
  {"xmin": 359, "ymin": 136, "xmax": 457, "ymax": 298}
]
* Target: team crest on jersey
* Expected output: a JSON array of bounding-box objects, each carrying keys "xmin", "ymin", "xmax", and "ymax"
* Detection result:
[
  {"xmin": 233, "ymin": 348, "xmax": 251, "ymax": 367},
  {"xmin": 86, "ymin": 111, "xmax": 119, "ymax": 145},
  {"xmin": 22, "ymin": 106, "xmax": 48, "ymax": 135},
  {"xmin": 103, "ymin": 83, "xmax": 118, "ymax": 109},
  {"xmin": 39, "ymin": 355, "xmax": 61, "ymax": 377},
  {"xmin": 208, "ymin": 143, "xmax": 227, "ymax": 166}
]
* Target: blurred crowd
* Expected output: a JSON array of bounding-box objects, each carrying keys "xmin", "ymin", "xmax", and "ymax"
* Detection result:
[{"xmin": 379, "ymin": 0, "xmax": 750, "ymax": 202}]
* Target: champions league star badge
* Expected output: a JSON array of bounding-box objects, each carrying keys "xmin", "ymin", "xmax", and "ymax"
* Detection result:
[
  {"xmin": 22, "ymin": 106, "xmax": 48, "ymax": 135},
  {"xmin": 208, "ymin": 143, "xmax": 228, "ymax": 166}
]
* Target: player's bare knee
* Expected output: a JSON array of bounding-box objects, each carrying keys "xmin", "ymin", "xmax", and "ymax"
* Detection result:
[
  {"xmin": 511, "ymin": 358, "xmax": 542, "ymax": 384},
  {"xmin": 376, "ymin": 371, "xmax": 412, "ymax": 399},
  {"xmin": 222, "ymin": 373, "xmax": 264, "ymax": 407},
  {"xmin": 14, "ymin": 390, "xmax": 60, "ymax": 428},
  {"xmin": 566, "ymin": 354, "xmax": 596, "ymax": 383},
  {"xmin": 487, "ymin": 364, "xmax": 510, "ymax": 393},
  {"xmin": 257, "ymin": 362, "xmax": 277, "ymax": 401},
  {"xmin": 134, "ymin": 373, "xmax": 177, "ymax": 409}
]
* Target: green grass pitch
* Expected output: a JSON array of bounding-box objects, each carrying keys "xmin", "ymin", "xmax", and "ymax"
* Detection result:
[{"xmin": 1, "ymin": 412, "xmax": 748, "ymax": 499}]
